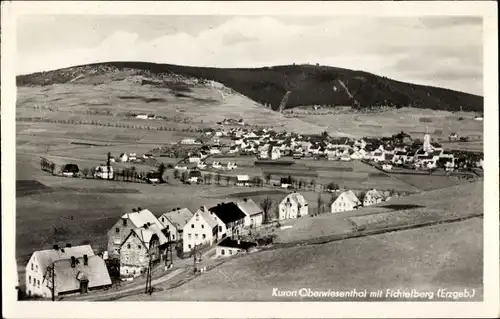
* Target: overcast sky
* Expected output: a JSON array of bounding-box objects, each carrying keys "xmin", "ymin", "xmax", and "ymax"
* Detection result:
[{"xmin": 17, "ymin": 15, "xmax": 483, "ymax": 95}]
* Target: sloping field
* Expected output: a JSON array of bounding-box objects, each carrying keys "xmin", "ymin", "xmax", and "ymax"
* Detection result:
[
  {"xmin": 295, "ymin": 107, "xmax": 483, "ymax": 140},
  {"xmin": 119, "ymin": 216, "xmax": 483, "ymax": 301},
  {"xmin": 268, "ymin": 181, "xmax": 482, "ymax": 244}
]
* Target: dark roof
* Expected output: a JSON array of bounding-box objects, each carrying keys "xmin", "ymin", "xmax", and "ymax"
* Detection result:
[
  {"xmin": 218, "ymin": 237, "xmax": 257, "ymax": 250},
  {"xmin": 209, "ymin": 202, "xmax": 247, "ymax": 224}
]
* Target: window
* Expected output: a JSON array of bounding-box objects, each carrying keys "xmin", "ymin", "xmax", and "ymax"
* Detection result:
[
  {"xmin": 138, "ymin": 245, "xmax": 142, "ymax": 249},
  {"xmin": 191, "ymin": 224, "xmax": 194, "ymax": 228},
  {"xmin": 188, "ymin": 244, "xmax": 192, "ymax": 249},
  {"xmin": 172, "ymin": 235, "xmax": 175, "ymax": 240},
  {"xmin": 219, "ymin": 226, "xmax": 222, "ymax": 232},
  {"xmin": 126, "ymin": 269, "xmax": 129, "ymax": 274},
  {"xmin": 115, "ymin": 228, "xmax": 120, "ymax": 233},
  {"xmin": 188, "ymin": 234, "xmax": 192, "ymax": 239},
  {"xmin": 229, "ymin": 250, "xmax": 232, "ymax": 255},
  {"xmin": 195, "ymin": 234, "xmax": 199, "ymax": 239},
  {"xmin": 166, "ymin": 225, "xmax": 169, "ymax": 230},
  {"xmin": 133, "ymin": 270, "xmax": 136, "ymax": 274},
  {"xmin": 31, "ymin": 263, "xmax": 33, "ymax": 271},
  {"xmin": 221, "ymin": 249, "xmax": 225, "ymax": 255},
  {"xmin": 37, "ymin": 280, "xmax": 40, "ymax": 288},
  {"xmin": 202, "ymin": 234, "xmax": 206, "ymax": 239},
  {"xmin": 127, "ymin": 244, "xmax": 131, "ymax": 249},
  {"xmin": 28, "ymin": 290, "xmax": 31, "ymax": 296},
  {"xmin": 28, "ymin": 276, "xmax": 31, "ymax": 284},
  {"xmin": 36, "ymin": 265, "xmax": 38, "ymax": 271},
  {"xmin": 201, "ymin": 224, "xmax": 204, "ymax": 229},
  {"xmin": 161, "ymin": 218, "xmax": 164, "ymax": 222}
]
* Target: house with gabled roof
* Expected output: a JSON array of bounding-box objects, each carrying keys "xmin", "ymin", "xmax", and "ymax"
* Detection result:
[
  {"xmin": 182, "ymin": 206, "xmax": 219, "ymax": 253},
  {"xmin": 209, "ymin": 202, "xmax": 247, "ymax": 239},
  {"xmin": 236, "ymin": 198, "xmax": 264, "ymax": 228},
  {"xmin": 331, "ymin": 190, "xmax": 361, "ymax": 213},
  {"xmin": 278, "ymin": 192, "xmax": 309, "ymax": 220},
  {"xmin": 216, "ymin": 237, "xmax": 258, "ymax": 258},
  {"xmin": 107, "ymin": 208, "xmax": 167, "ymax": 260},
  {"xmin": 363, "ymin": 189, "xmax": 384, "ymax": 206},
  {"xmin": 119, "ymin": 228, "xmax": 162, "ymax": 278},
  {"xmin": 158, "ymin": 208, "xmax": 194, "ymax": 242},
  {"xmin": 25, "ymin": 244, "xmax": 108, "ymax": 298}
]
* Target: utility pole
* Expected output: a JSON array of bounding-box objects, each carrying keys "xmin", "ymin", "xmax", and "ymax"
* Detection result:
[
  {"xmin": 145, "ymin": 249, "xmax": 153, "ymax": 295},
  {"xmin": 193, "ymin": 245, "xmax": 202, "ymax": 273},
  {"xmin": 107, "ymin": 152, "xmax": 111, "ymax": 180}
]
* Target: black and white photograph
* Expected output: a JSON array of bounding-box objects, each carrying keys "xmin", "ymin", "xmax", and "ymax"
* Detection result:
[{"xmin": 1, "ymin": 1, "xmax": 498, "ymax": 318}]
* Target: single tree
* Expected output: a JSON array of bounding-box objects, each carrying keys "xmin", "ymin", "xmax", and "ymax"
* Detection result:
[
  {"xmin": 264, "ymin": 173, "xmax": 272, "ymax": 185},
  {"xmin": 107, "ymin": 152, "xmax": 112, "ymax": 180},
  {"xmin": 173, "ymin": 169, "xmax": 180, "ymax": 180},
  {"xmin": 157, "ymin": 163, "xmax": 166, "ymax": 183},
  {"xmin": 50, "ymin": 163, "xmax": 56, "ymax": 175},
  {"xmin": 310, "ymin": 179, "xmax": 316, "ymax": 192},
  {"xmin": 260, "ymin": 197, "xmax": 274, "ymax": 223},
  {"xmin": 82, "ymin": 168, "xmax": 89, "ymax": 179},
  {"xmin": 216, "ymin": 173, "xmax": 222, "ymax": 185},
  {"xmin": 358, "ymin": 191, "xmax": 366, "ymax": 203},
  {"xmin": 90, "ymin": 167, "xmax": 96, "ymax": 179},
  {"xmin": 206, "ymin": 174, "xmax": 213, "ymax": 185},
  {"xmin": 317, "ymin": 194, "xmax": 324, "ymax": 215},
  {"xmin": 181, "ymin": 171, "xmax": 189, "ymax": 182}
]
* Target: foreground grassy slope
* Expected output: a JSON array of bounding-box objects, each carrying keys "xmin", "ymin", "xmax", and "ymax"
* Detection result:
[{"xmin": 17, "ymin": 62, "xmax": 483, "ymax": 112}]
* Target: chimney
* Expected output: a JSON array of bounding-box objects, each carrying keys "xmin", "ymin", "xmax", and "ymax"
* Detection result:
[
  {"xmin": 200, "ymin": 206, "xmax": 205, "ymax": 212},
  {"xmin": 83, "ymin": 254, "xmax": 88, "ymax": 266},
  {"xmin": 177, "ymin": 207, "xmax": 180, "ymax": 210},
  {"xmin": 53, "ymin": 244, "xmax": 59, "ymax": 250},
  {"xmin": 71, "ymin": 256, "xmax": 76, "ymax": 268},
  {"xmin": 137, "ymin": 207, "xmax": 142, "ymax": 211},
  {"xmin": 132, "ymin": 208, "xmax": 137, "ymax": 212},
  {"xmin": 243, "ymin": 198, "xmax": 248, "ymax": 202},
  {"xmin": 66, "ymin": 243, "xmax": 71, "ymax": 248}
]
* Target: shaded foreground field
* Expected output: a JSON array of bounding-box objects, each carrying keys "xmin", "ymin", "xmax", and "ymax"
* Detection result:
[{"xmin": 120, "ymin": 217, "xmax": 483, "ymax": 301}]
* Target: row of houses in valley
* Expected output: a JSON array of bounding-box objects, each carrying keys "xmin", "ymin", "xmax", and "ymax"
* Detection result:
[{"xmin": 103, "ymin": 199, "xmax": 266, "ymax": 280}]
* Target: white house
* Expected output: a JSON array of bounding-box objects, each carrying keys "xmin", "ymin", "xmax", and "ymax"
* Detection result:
[
  {"xmin": 94, "ymin": 165, "xmax": 114, "ymax": 179},
  {"xmin": 271, "ymin": 147, "xmax": 281, "ymax": 160},
  {"xmin": 236, "ymin": 198, "xmax": 264, "ymax": 228},
  {"xmin": 215, "ymin": 238, "xmax": 257, "ymax": 258},
  {"xmin": 382, "ymin": 163, "xmax": 393, "ymax": 171},
  {"xmin": 182, "ymin": 206, "xmax": 218, "ymax": 253},
  {"xmin": 119, "ymin": 153, "xmax": 128, "ymax": 163},
  {"xmin": 278, "ymin": 192, "xmax": 309, "ymax": 220},
  {"xmin": 158, "ymin": 208, "xmax": 194, "ymax": 242},
  {"xmin": 136, "ymin": 114, "xmax": 148, "ymax": 120},
  {"xmin": 188, "ymin": 155, "xmax": 201, "ymax": 163},
  {"xmin": 128, "ymin": 153, "xmax": 137, "ymax": 161},
  {"xmin": 236, "ymin": 175, "xmax": 250, "ymax": 186},
  {"xmin": 25, "ymin": 245, "xmax": 111, "ymax": 298},
  {"xmin": 209, "ymin": 147, "xmax": 221, "ymax": 155},
  {"xmin": 363, "ymin": 189, "xmax": 384, "ymax": 206},
  {"xmin": 331, "ymin": 190, "xmax": 361, "ymax": 213}
]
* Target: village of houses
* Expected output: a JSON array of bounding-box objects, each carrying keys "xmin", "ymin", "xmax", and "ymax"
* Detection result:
[{"xmin": 25, "ymin": 122, "xmax": 483, "ymax": 300}]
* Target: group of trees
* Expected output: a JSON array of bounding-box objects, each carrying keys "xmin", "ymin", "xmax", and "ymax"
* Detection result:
[
  {"xmin": 16, "ymin": 117, "xmax": 203, "ymax": 133},
  {"xmin": 40, "ymin": 158, "xmax": 56, "ymax": 175}
]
